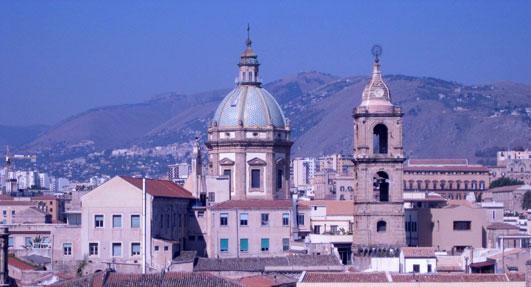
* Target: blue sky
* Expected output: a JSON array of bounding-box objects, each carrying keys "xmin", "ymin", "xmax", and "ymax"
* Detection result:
[{"xmin": 1, "ymin": 1, "xmax": 530, "ymax": 125}]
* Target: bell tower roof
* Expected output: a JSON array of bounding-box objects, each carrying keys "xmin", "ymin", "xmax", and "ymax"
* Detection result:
[{"xmin": 360, "ymin": 46, "xmax": 393, "ymax": 112}]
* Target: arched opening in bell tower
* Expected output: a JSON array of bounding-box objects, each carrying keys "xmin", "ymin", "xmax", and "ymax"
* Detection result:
[
  {"xmin": 373, "ymin": 124, "xmax": 388, "ymax": 154},
  {"xmin": 373, "ymin": 171, "xmax": 389, "ymax": 202}
]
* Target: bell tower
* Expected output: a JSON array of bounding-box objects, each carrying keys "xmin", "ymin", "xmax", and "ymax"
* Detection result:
[{"xmin": 352, "ymin": 47, "xmax": 406, "ymax": 257}]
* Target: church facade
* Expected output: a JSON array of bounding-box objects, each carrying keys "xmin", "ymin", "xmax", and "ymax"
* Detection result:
[{"xmin": 205, "ymin": 33, "xmax": 292, "ymax": 201}]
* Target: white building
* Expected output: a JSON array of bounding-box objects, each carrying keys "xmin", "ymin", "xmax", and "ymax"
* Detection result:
[
  {"xmin": 400, "ymin": 247, "xmax": 437, "ymax": 273},
  {"xmin": 292, "ymin": 157, "xmax": 318, "ymax": 187},
  {"xmin": 39, "ymin": 172, "xmax": 51, "ymax": 189}
]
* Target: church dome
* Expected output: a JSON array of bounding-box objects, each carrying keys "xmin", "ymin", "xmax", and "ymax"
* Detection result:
[
  {"xmin": 213, "ymin": 85, "xmax": 286, "ymax": 128},
  {"xmin": 212, "ymin": 28, "xmax": 286, "ymax": 128}
]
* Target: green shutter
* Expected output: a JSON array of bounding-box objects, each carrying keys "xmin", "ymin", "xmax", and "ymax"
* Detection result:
[
  {"xmin": 240, "ymin": 238, "xmax": 248, "ymax": 251},
  {"xmin": 220, "ymin": 239, "xmax": 228, "ymax": 251},
  {"xmin": 261, "ymin": 238, "xmax": 269, "ymax": 250}
]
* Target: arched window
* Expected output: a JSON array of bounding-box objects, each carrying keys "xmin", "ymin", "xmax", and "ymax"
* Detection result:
[
  {"xmin": 440, "ymin": 180, "xmax": 446, "ymax": 190},
  {"xmin": 479, "ymin": 181, "xmax": 485, "ymax": 190},
  {"xmin": 417, "ymin": 181, "xmax": 423, "ymax": 190},
  {"xmin": 248, "ymin": 71, "xmax": 253, "ymax": 82},
  {"xmin": 456, "ymin": 181, "xmax": 461, "ymax": 190},
  {"xmin": 374, "ymin": 171, "xmax": 389, "ymax": 202},
  {"xmin": 373, "ymin": 124, "xmax": 388, "ymax": 154},
  {"xmin": 377, "ymin": 221, "xmax": 387, "ymax": 232}
]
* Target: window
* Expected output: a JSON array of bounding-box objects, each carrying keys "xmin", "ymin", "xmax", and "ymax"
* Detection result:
[
  {"xmin": 297, "ymin": 213, "xmax": 305, "ymax": 225},
  {"xmin": 373, "ymin": 124, "xmax": 388, "ymax": 154},
  {"xmin": 240, "ymin": 238, "xmax": 248, "ymax": 252},
  {"xmin": 89, "ymin": 243, "xmax": 99, "ymax": 256},
  {"xmin": 375, "ymin": 172, "xmax": 389, "ymax": 202},
  {"xmin": 198, "ymin": 211, "xmax": 204, "ymax": 217},
  {"xmin": 220, "ymin": 213, "xmax": 228, "ymax": 226},
  {"xmin": 413, "ymin": 264, "xmax": 420, "ymax": 273},
  {"xmin": 428, "ymin": 264, "xmax": 432, "ymax": 273},
  {"xmin": 63, "ymin": 243, "xmax": 72, "ymax": 256},
  {"xmin": 164, "ymin": 246, "xmax": 168, "ymax": 251},
  {"xmin": 112, "ymin": 243, "xmax": 122, "ymax": 257},
  {"xmin": 277, "ymin": 169, "xmax": 283, "ymax": 189},
  {"xmin": 154, "ymin": 246, "xmax": 159, "ymax": 251},
  {"xmin": 208, "ymin": 192, "xmax": 215, "ymax": 203},
  {"xmin": 331, "ymin": 225, "xmax": 338, "ymax": 234},
  {"xmin": 2, "ymin": 210, "xmax": 5, "ymax": 217},
  {"xmin": 261, "ymin": 213, "xmax": 269, "ymax": 226},
  {"xmin": 11, "ymin": 210, "xmax": 15, "ymax": 216},
  {"xmin": 131, "ymin": 215, "xmax": 140, "ymax": 228},
  {"xmin": 8, "ymin": 237, "xmax": 13, "ymax": 247},
  {"xmin": 314, "ymin": 225, "xmax": 321, "ymax": 234},
  {"xmin": 492, "ymin": 210, "xmax": 496, "ymax": 220},
  {"xmin": 240, "ymin": 213, "xmax": 248, "ymax": 226},
  {"xmin": 261, "ymin": 238, "xmax": 269, "ymax": 252},
  {"xmin": 283, "ymin": 238, "xmax": 290, "ymax": 251},
  {"xmin": 94, "ymin": 215, "xmax": 104, "ymax": 228},
  {"xmin": 453, "ymin": 221, "xmax": 471, "ymax": 230},
  {"xmin": 220, "ymin": 239, "xmax": 228, "ymax": 252},
  {"xmin": 112, "ymin": 215, "xmax": 122, "ymax": 228},
  {"xmin": 251, "ymin": 169, "xmax": 261, "ymax": 188},
  {"xmin": 25, "ymin": 237, "xmax": 32, "ymax": 247},
  {"xmin": 282, "ymin": 213, "xmax": 289, "ymax": 226},
  {"xmin": 131, "ymin": 243, "xmax": 141, "ymax": 256},
  {"xmin": 223, "ymin": 169, "xmax": 231, "ymax": 178},
  {"xmin": 377, "ymin": 221, "xmax": 387, "ymax": 232}
]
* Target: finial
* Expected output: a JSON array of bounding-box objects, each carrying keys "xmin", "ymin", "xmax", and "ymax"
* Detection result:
[
  {"xmin": 371, "ymin": 44, "xmax": 383, "ymax": 63},
  {"xmin": 246, "ymin": 24, "xmax": 252, "ymax": 47}
]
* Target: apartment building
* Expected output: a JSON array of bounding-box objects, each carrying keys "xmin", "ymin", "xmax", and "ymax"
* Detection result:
[
  {"xmin": 61, "ymin": 176, "xmax": 197, "ymax": 274},
  {"xmin": 206, "ymin": 200, "xmax": 310, "ymax": 258}
]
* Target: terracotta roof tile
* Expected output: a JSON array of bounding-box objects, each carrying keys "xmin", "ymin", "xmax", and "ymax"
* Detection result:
[
  {"xmin": 487, "ymin": 222, "xmax": 520, "ymax": 230},
  {"xmin": 210, "ymin": 200, "xmax": 292, "ymax": 210},
  {"xmin": 8, "ymin": 256, "xmax": 36, "ymax": 270},
  {"xmin": 408, "ymin": 159, "xmax": 469, "ymax": 166},
  {"xmin": 298, "ymin": 200, "xmax": 354, "ymax": 216},
  {"xmin": 402, "ymin": 247, "xmax": 436, "ymax": 258},
  {"xmin": 120, "ymin": 176, "xmax": 195, "ymax": 199},
  {"xmin": 404, "ymin": 166, "xmax": 488, "ymax": 172},
  {"xmin": 302, "ymin": 272, "xmax": 388, "ymax": 283},
  {"xmin": 489, "ymin": 185, "xmax": 525, "ymax": 192},
  {"xmin": 194, "ymin": 255, "xmax": 340, "ymax": 272},
  {"xmin": 33, "ymin": 195, "xmax": 57, "ymax": 200},
  {"xmin": 0, "ymin": 201, "xmax": 35, "ymax": 206}
]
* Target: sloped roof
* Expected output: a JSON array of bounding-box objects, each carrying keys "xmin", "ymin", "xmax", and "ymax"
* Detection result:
[
  {"xmin": 487, "ymin": 222, "xmax": 520, "ymax": 230},
  {"xmin": 489, "ymin": 185, "xmax": 525, "ymax": 193},
  {"xmin": 120, "ymin": 176, "xmax": 195, "ymax": 199},
  {"xmin": 0, "ymin": 201, "xmax": 35, "ymax": 206},
  {"xmin": 104, "ymin": 272, "xmax": 243, "ymax": 287},
  {"xmin": 33, "ymin": 195, "xmax": 57, "ymax": 200},
  {"xmin": 404, "ymin": 166, "xmax": 488, "ymax": 172},
  {"xmin": 402, "ymin": 247, "xmax": 436, "ymax": 258},
  {"xmin": 297, "ymin": 200, "xmax": 354, "ymax": 216},
  {"xmin": 194, "ymin": 255, "xmax": 340, "ymax": 272},
  {"xmin": 8, "ymin": 256, "xmax": 36, "ymax": 271},
  {"xmin": 209, "ymin": 200, "xmax": 292, "ymax": 210},
  {"xmin": 408, "ymin": 159, "xmax": 468, "ymax": 166},
  {"xmin": 302, "ymin": 272, "xmax": 388, "ymax": 283},
  {"xmin": 301, "ymin": 272, "xmax": 524, "ymax": 283}
]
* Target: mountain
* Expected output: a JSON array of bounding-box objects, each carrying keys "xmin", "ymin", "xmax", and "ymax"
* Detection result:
[{"xmin": 20, "ymin": 71, "xmax": 531, "ymax": 169}]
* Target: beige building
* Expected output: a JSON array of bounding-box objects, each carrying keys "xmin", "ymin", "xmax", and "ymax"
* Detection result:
[
  {"xmin": 318, "ymin": 154, "xmax": 354, "ymax": 175},
  {"xmin": 403, "ymin": 159, "xmax": 489, "ymax": 200},
  {"xmin": 77, "ymin": 176, "xmax": 195, "ymax": 273},
  {"xmin": 206, "ymin": 34, "xmax": 292, "ymax": 201},
  {"xmin": 352, "ymin": 55, "xmax": 406, "ymax": 256},
  {"xmin": 490, "ymin": 150, "xmax": 531, "ymax": 185},
  {"xmin": 300, "ymin": 200, "xmax": 354, "ymax": 264},
  {"xmin": 311, "ymin": 170, "xmax": 336, "ymax": 200},
  {"xmin": 206, "ymin": 200, "xmax": 309, "ymax": 258},
  {"xmin": 483, "ymin": 184, "xmax": 531, "ymax": 213}
]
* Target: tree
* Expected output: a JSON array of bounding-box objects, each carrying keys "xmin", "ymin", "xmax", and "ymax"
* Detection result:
[
  {"xmin": 489, "ymin": 177, "xmax": 524, "ymax": 189},
  {"xmin": 522, "ymin": 191, "xmax": 531, "ymax": 211}
]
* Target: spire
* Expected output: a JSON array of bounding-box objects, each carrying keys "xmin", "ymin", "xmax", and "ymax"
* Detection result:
[
  {"xmin": 238, "ymin": 24, "xmax": 261, "ymax": 86},
  {"xmin": 360, "ymin": 45, "xmax": 392, "ymax": 110},
  {"xmin": 246, "ymin": 23, "xmax": 252, "ymax": 47}
]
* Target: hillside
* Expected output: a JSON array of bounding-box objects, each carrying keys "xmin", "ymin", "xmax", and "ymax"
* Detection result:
[{"xmin": 11, "ymin": 71, "xmax": 531, "ymax": 178}]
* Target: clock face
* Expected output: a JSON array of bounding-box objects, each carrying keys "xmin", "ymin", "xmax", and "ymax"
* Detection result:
[{"xmin": 375, "ymin": 88, "xmax": 385, "ymax": 97}]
